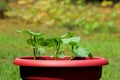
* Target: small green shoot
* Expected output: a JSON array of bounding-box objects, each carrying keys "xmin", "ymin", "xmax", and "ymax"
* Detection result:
[
  {"xmin": 17, "ymin": 30, "xmax": 93, "ymax": 60},
  {"xmin": 17, "ymin": 30, "xmax": 44, "ymax": 60}
]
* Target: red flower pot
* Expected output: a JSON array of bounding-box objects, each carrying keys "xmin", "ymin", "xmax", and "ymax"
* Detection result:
[{"xmin": 13, "ymin": 56, "xmax": 108, "ymax": 80}]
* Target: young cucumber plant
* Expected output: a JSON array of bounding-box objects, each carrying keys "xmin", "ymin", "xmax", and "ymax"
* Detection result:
[
  {"xmin": 17, "ymin": 30, "xmax": 93, "ymax": 60},
  {"xmin": 61, "ymin": 32, "xmax": 93, "ymax": 59},
  {"xmin": 17, "ymin": 30, "xmax": 44, "ymax": 60}
]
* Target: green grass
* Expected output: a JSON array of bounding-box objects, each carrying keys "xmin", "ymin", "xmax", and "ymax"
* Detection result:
[{"xmin": 0, "ymin": 18, "xmax": 120, "ymax": 80}]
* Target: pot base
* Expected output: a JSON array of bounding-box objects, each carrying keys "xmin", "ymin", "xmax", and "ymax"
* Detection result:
[{"xmin": 20, "ymin": 66, "xmax": 102, "ymax": 80}]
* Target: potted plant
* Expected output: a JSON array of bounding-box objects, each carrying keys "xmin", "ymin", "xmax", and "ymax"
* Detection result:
[{"xmin": 13, "ymin": 30, "xmax": 108, "ymax": 80}]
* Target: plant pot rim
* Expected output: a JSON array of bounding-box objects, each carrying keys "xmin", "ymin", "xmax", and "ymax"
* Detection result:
[{"xmin": 13, "ymin": 56, "xmax": 108, "ymax": 67}]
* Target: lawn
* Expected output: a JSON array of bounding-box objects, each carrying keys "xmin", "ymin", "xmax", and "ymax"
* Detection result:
[{"xmin": 0, "ymin": 18, "xmax": 120, "ymax": 80}]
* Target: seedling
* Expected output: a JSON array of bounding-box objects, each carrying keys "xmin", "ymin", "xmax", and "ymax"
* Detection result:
[{"xmin": 17, "ymin": 30, "xmax": 93, "ymax": 60}]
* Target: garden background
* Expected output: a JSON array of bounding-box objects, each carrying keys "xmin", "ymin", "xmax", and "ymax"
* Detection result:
[{"xmin": 0, "ymin": 0, "xmax": 120, "ymax": 80}]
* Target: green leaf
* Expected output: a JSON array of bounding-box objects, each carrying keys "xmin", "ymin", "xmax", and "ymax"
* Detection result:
[
  {"xmin": 18, "ymin": 30, "xmax": 43, "ymax": 36},
  {"xmin": 38, "ymin": 38, "xmax": 46, "ymax": 46},
  {"xmin": 44, "ymin": 38, "xmax": 55, "ymax": 47},
  {"xmin": 23, "ymin": 30, "xmax": 35, "ymax": 35},
  {"xmin": 35, "ymin": 33, "xmax": 44, "ymax": 36},
  {"xmin": 38, "ymin": 38, "xmax": 55, "ymax": 47},
  {"xmin": 58, "ymin": 53, "xmax": 66, "ymax": 58},
  {"xmin": 50, "ymin": 53, "xmax": 54, "ymax": 57},
  {"xmin": 53, "ymin": 37, "xmax": 63, "ymax": 45},
  {"xmin": 69, "ymin": 42, "xmax": 77, "ymax": 46},
  {"xmin": 73, "ymin": 47, "xmax": 93, "ymax": 58},
  {"xmin": 38, "ymin": 48, "xmax": 45, "ymax": 55},
  {"xmin": 57, "ymin": 50, "xmax": 65, "ymax": 58},
  {"xmin": 61, "ymin": 32, "xmax": 74, "ymax": 38},
  {"xmin": 62, "ymin": 37, "xmax": 80, "ymax": 44},
  {"xmin": 88, "ymin": 52, "xmax": 93, "ymax": 58},
  {"xmin": 26, "ymin": 39, "xmax": 33, "ymax": 45}
]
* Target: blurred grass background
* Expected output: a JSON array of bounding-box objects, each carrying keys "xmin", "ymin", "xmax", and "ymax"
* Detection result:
[{"xmin": 0, "ymin": 0, "xmax": 120, "ymax": 80}]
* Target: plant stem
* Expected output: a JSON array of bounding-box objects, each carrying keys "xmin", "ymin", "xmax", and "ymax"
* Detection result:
[
  {"xmin": 71, "ymin": 45, "xmax": 74, "ymax": 52},
  {"xmin": 30, "ymin": 35, "xmax": 36, "ymax": 60},
  {"xmin": 32, "ymin": 35, "xmax": 38, "ymax": 60},
  {"xmin": 33, "ymin": 48, "xmax": 36, "ymax": 60},
  {"xmin": 55, "ymin": 45, "xmax": 58, "ymax": 60},
  {"xmin": 55, "ymin": 41, "xmax": 60, "ymax": 60},
  {"xmin": 70, "ymin": 45, "xmax": 74, "ymax": 59},
  {"xmin": 30, "ymin": 35, "xmax": 34, "ymax": 45}
]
